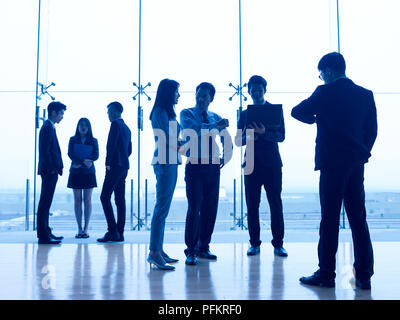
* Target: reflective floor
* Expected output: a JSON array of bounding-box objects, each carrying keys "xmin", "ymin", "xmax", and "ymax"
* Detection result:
[{"xmin": 0, "ymin": 242, "xmax": 399, "ymax": 300}]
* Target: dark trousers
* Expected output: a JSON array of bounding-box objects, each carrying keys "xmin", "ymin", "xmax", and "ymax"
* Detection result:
[
  {"xmin": 184, "ymin": 163, "xmax": 220, "ymax": 255},
  {"xmin": 100, "ymin": 167, "xmax": 128, "ymax": 235},
  {"xmin": 37, "ymin": 173, "xmax": 58, "ymax": 240},
  {"xmin": 244, "ymin": 165, "xmax": 284, "ymax": 248},
  {"xmin": 318, "ymin": 164, "xmax": 374, "ymax": 280}
]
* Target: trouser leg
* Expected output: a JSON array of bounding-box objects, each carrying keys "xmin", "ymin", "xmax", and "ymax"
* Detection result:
[
  {"xmin": 264, "ymin": 166, "xmax": 284, "ymax": 249},
  {"xmin": 318, "ymin": 167, "xmax": 346, "ymax": 279},
  {"xmin": 184, "ymin": 164, "xmax": 203, "ymax": 256},
  {"xmin": 37, "ymin": 173, "xmax": 58, "ymax": 239},
  {"xmin": 114, "ymin": 169, "xmax": 128, "ymax": 236},
  {"xmin": 150, "ymin": 165, "xmax": 178, "ymax": 251},
  {"xmin": 343, "ymin": 165, "xmax": 374, "ymax": 280},
  {"xmin": 198, "ymin": 164, "xmax": 220, "ymax": 252},
  {"xmin": 244, "ymin": 169, "xmax": 263, "ymax": 247}
]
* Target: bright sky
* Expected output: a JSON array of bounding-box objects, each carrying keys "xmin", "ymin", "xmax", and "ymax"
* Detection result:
[{"xmin": 0, "ymin": 0, "xmax": 399, "ymax": 192}]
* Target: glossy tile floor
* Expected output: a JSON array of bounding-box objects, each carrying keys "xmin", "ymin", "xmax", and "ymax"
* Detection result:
[{"xmin": 0, "ymin": 241, "xmax": 399, "ymax": 300}]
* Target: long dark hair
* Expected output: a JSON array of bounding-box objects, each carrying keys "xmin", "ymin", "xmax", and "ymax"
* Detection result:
[
  {"xmin": 74, "ymin": 118, "xmax": 94, "ymax": 143},
  {"xmin": 149, "ymin": 79, "xmax": 180, "ymax": 120}
]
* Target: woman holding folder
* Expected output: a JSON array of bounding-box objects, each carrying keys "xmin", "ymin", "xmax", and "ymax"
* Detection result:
[{"xmin": 67, "ymin": 118, "xmax": 99, "ymax": 238}]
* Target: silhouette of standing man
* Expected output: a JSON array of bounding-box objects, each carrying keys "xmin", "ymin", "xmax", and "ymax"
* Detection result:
[
  {"xmin": 292, "ymin": 52, "xmax": 377, "ymax": 290},
  {"xmin": 37, "ymin": 101, "xmax": 66, "ymax": 244},
  {"xmin": 97, "ymin": 101, "xmax": 132, "ymax": 243}
]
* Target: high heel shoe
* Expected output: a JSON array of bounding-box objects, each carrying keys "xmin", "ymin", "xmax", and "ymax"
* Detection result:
[
  {"xmin": 161, "ymin": 251, "xmax": 179, "ymax": 263},
  {"xmin": 147, "ymin": 255, "xmax": 175, "ymax": 271}
]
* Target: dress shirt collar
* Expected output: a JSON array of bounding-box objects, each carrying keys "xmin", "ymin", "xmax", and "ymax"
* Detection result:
[{"xmin": 47, "ymin": 119, "xmax": 55, "ymax": 128}]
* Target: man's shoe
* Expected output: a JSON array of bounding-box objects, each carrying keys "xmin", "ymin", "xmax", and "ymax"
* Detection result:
[
  {"xmin": 299, "ymin": 270, "xmax": 335, "ymax": 288},
  {"xmin": 115, "ymin": 234, "xmax": 124, "ymax": 242},
  {"xmin": 185, "ymin": 254, "xmax": 198, "ymax": 265},
  {"xmin": 247, "ymin": 246, "xmax": 260, "ymax": 256},
  {"xmin": 97, "ymin": 232, "xmax": 120, "ymax": 243},
  {"xmin": 49, "ymin": 233, "xmax": 64, "ymax": 241},
  {"xmin": 355, "ymin": 278, "xmax": 371, "ymax": 290},
  {"xmin": 38, "ymin": 239, "xmax": 61, "ymax": 245},
  {"xmin": 198, "ymin": 250, "xmax": 217, "ymax": 260},
  {"xmin": 274, "ymin": 247, "xmax": 288, "ymax": 257}
]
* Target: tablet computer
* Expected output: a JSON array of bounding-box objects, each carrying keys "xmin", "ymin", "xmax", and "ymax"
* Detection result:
[
  {"xmin": 246, "ymin": 104, "xmax": 282, "ymax": 127},
  {"xmin": 73, "ymin": 143, "xmax": 93, "ymax": 159}
]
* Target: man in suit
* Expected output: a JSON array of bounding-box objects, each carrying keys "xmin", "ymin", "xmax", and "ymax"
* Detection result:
[
  {"xmin": 235, "ymin": 75, "xmax": 287, "ymax": 258},
  {"xmin": 291, "ymin": 52, "xmax": 377, "ymax": 290},
  {"xmin": 97, "ymin": 101, "xmax": 132, "ymax": 243},
  {"xmin": 37, "ymin": 101, "xmax": 67, "ymax": 244},
  {"xmin": 180, "ymin": 82, "xmax": 232, "ymax": 265}
]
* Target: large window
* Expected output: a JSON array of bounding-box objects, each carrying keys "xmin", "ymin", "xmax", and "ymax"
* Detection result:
[{"xmin": 0, "ymin": 0, "xmax": 399, "ymax": 231}]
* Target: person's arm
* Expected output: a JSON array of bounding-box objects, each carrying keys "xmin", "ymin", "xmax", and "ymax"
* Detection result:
[
  {"xmin": 67, "ymin": 137, "xmax": 84, "ymax": 164},
  {"xmin": 39, "ymin": 125, "xmax": 56, "ymax": 172},
  {"xmin": 364, "ymin": 91, "xmax": 378, "ymax": 152},
  {"xmin": 291, "ymin": 86, "xmax": 323, "ymax": 124},
  {"xmin": 105, "ymin": 121, "xmax": 120, "ymax": 167},
  {"xmin": 180, "ymin": 109, "xmax": 219, "ymax": 133},
  {"xmin": 90, "ymin": 138, "xmax": 99, "ymax": 161},
  {"xmin": 220, "ymin": 128, "xmax": 233, "ymax": 168},
  {"xmin": 152, "ymin": 108, "xmax": 180, "ymax": 151},
  {"xmin": 128, "ymin": 140, "xmax": 132, "ymax": 157}
]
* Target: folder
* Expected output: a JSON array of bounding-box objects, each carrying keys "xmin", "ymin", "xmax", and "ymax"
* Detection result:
[{"xmin": 73, "ymin": 143, "xmax": 93, "ymax": 159}]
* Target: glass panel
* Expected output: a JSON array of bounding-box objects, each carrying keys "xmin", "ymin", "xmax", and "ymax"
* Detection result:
[
  {"xmin": 141, "ymin": 0, "xmax": 240, "ymax": 230},
  {"xmin": 340, "ymin": 0, "xmax": 400, "ymax": 92}
]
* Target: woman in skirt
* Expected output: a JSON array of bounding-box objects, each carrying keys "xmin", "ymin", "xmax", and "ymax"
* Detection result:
[{"xmin": 67, "ymin": 118, "xmax": 99, "ymax": 238}]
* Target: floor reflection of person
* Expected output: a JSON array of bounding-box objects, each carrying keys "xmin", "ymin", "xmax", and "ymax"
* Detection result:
[
  {"xmin": 101, "ymin": 244, "xmax": 126, "ymax": 300},
  {"xmin": 70, "ymin": 244, "xmax": 93, "ymax": 299},
  {"xmin": 185, "ymin": 261, "xmax": 216, "ymax": 300}
]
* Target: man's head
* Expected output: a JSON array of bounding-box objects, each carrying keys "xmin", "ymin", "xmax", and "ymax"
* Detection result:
[
  {"xmin": 318, "ymin": 52, "xmax": 346, "ymax": 84},
  {"xmin": 195, "ymin": 82, "xmax": 215, "ymax": 110},
  {"xmin": 247, "ymin": 75, "xmax": 267, "ymax": 103},
  {"xmin": 107, "ymin": 101, "xmax": 123, "ymax": 122},
  {"xmin": 47, "ymin": 101, "xmax": 66, "ymax": 124}
]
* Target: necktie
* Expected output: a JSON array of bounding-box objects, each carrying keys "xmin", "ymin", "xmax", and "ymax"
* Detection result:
[
  {"xmin": 201, "ymin": 111, "xmax": 213, "ymax": 161},
  {"xmin": 202, "ymin": 111, "xmax": 209, "ymax": 123}
]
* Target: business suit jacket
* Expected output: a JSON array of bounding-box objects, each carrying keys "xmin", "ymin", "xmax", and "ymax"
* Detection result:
[
  {"xmin": 105, "ymin": 118, "xmax": 132, "ymax": 169},
  {"xmin": 291, "ymin": 78, "xmax": 377, "ymax": 170},
  {"xmin": 38, "ymin": 120, "xmax": 63, "ymax": 175}
]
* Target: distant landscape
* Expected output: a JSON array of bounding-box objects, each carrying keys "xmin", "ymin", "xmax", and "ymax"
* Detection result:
[{"xmin": 1, "ymin": 189, "xmax": 399, "ymax": 232}]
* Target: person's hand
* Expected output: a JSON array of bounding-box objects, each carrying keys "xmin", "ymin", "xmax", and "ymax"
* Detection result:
[
  {"xmin": 217, "ymin": 118, "xmax": 229, "ymax": 129},
  {"xmin": 106, "ymin": 166, "xmax": 111, "ymax": 171},
  {"xmin": 83, "ymin": 159, "xmax": 93, "ymax": 168},
  {"xmin": 248, "ymin": 122, "xmax": 265, "ymax": 135},
  {"xmin": 220, "ymin": 158, "xmax": 225, "ymax": 169}
]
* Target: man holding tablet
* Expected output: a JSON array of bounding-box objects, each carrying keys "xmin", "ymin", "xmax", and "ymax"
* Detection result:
[{"xmin": 235, "ymin": 75, "xmax": 287, "ymax": 257}]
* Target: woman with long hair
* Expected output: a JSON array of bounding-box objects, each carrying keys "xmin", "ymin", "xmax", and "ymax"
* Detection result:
[
  {"xmin": 147, "ymin": 79, "xmax": 182, "ymax": 270},
  {"xmin": 67, "ymin": 118, "xmax": 99, "ymax": 239}
]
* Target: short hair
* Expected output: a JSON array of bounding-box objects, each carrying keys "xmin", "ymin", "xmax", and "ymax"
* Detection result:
[
  {"xmin": 247, "ymin": 75, "xmax": 267, "ymax": 93},
  {"xmin": 196, "ymin": 82, "xmax": 216, "ymax": 100},
  {"xmin": 47, "ymin": 101, "xmax": 66, "ymax": 115},
  {"xmin": 318, "ymin": 52, "xmax": 346, "ymax": 74},
  {"xmin": 107, "ymin": 101, "xmax": 123, "ymax": 114}
]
